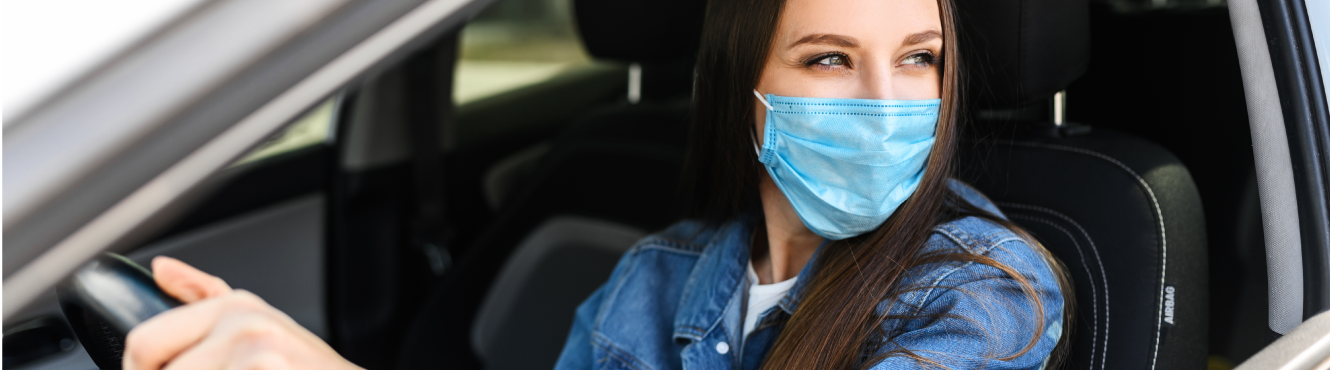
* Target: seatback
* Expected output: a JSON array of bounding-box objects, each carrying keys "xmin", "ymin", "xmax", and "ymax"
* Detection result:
[
  {"xmin": 1068, "ymin": 6, "xmax": 1264, "ymax": 360},
  {"xmin": 394, "ymin": 103, "xmax": 694, "ymax": 370},
  {"xmin": 953, "ymin": 0, "xmax": 1209, "ymax": 368},
  {"xmin": 393, "ymin": 0, "xmax": 703, "ymax": 368}
]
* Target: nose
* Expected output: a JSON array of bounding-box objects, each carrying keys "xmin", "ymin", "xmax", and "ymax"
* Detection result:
[{"xmin": 861, "ymin": 63, "xmax": 894, "ymax": 100}]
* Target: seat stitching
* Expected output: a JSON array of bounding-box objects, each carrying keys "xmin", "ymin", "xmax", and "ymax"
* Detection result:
[
  {"xmin": 1006, "ymin": 141, "xmax": 1167, "ymax": 370},
  {"xmin": 1006, "ymin": 209, "xmax": 1108, "ymax": 370}
]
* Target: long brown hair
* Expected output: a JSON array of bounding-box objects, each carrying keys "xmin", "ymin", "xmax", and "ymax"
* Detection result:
[{"xmin": 680, "ymin": 0, "xmax": 1076, "ymax": 368}]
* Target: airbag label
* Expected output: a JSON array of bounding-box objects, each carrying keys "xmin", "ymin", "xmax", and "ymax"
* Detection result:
[{"xmin": 1163, "ymin": 285, "xmax": 1176, "ymax": 326}]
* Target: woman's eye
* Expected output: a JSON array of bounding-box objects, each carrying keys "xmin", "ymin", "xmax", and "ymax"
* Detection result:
[
  {"xmin": 818, "ymin": 54, "xmax": 847, "ymax": 66},
  {"xmin": 902, "ymin": 52, "xmax": 936, "ymax": 67},
  {"xmin": 806, "ymin": 53, "xmax": 849, "ymax": 69}
]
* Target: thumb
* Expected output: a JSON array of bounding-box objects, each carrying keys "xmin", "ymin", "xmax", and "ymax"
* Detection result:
[{"xmin": 151, "ymin": 256, "xmax": 231, "ymax": 303}]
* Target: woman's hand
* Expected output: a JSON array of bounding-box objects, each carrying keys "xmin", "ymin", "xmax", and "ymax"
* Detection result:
[{"xmin": 123, "ymin": 256, "xmax": 361, "ymax": 370}]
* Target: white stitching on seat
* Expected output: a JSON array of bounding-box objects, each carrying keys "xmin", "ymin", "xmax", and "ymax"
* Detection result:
[
  {"xmin": 1006, "ymin": 141, "xmax": 1168, "ymax": 370},
  {"xmin": 1006, "ymin": 209, "xmax": 1109, "ymax": 370}
]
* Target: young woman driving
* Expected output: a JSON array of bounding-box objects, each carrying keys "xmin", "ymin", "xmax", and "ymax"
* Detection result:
[
  {"xmin": 552, "ymin": 0, "xmax": 1074, "ymax": 368},
  {"xmin": 121, "ymin": 0, "xmax": 1072, "ymax": 368}
]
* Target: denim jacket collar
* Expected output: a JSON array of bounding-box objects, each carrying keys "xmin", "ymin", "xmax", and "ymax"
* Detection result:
[
  {"xmin": 670, "ymin": 215, "xmax": 832, "ymax": 342},
  {"xmin": 671, "ymin": 217, "xmax": 750, "ymax": 342}
]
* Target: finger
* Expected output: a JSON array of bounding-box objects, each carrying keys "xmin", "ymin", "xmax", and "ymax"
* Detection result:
[
  {"xmin": 162, "ymin": 310, "xmax": 291, "ymax": 370},
  {"xmin": 216, "ymin": 291, "xmax": 335, "ymax": 356},
  {"xmin": 227, "ymin": 351, "xmax": 292, "ymax": 370},
  {"xmin": 124, "ymin": 291, "xmax": 271, "ymax": 370},
  {"xmin": 223, "ymin": 323, "xmax": 296, "ymax": 370},
  {"xmin": 153, "ymin": 256, "xmax": 232, "ymax": 303}
]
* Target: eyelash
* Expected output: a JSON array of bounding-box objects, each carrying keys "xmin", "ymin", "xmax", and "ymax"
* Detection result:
[
  {"xmin": 802, "ymin": 51, "xmax": 939, "ymax": 70},
  {"xmin": 902, "ymin": 51, "xmax": 938, "ymax": 67},
  {"xmin": 804, "ymin": 52, "xmax": 852, "ymax": 70}
]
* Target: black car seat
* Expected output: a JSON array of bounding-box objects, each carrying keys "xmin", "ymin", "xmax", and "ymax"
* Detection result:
[
  {"xmin": 953, "ymin": 0, "xmax": 1209, "ymax": 368},
  {"xmin": 1068, "ymin": 4, "xmax": 1267, "ymax": 362},
  {"xmin": 393, "ymin": 0, "xmax": 705, "ymax": 368}
]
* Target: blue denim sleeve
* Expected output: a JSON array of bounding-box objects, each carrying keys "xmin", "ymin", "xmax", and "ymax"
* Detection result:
[
  {"xmin": 553, "ymin": 282, "xmax": 610, "ymax": 370},
  {"xmin": 868, "ymin": 244, "xmax": 1065, "ymax": 370}
]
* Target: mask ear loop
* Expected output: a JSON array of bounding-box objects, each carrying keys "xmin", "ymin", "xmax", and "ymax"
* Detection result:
[
  {"xmin": 752, "ymin": 90, "xmax": 775, "ymax": 110},
  {"xmin": 751, "ymin": 90, "xmax": 772, "ymax": 156},
  {"xmin": 750, "ymin": 126, "xmax": 761, "ymax": 156}
]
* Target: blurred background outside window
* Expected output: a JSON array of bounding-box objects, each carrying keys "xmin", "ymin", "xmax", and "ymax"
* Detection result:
[
  {"xmin": 232, "ymin": 99, "xmax": 336, "ymax": 166},
  {"xmin": 453, "ymin": 0, "xmax": 592, "ymax": 105},
  {"xmin": 235, "ymin": 0, "xmax": 593, "ymax": 165}
]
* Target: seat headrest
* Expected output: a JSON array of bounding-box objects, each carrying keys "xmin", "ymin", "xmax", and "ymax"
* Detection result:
[
  {"xmin": 955, "ymin": 0, "xmax": 1090, "ymax": 109},
  {"xmin": 572, "ymin": 0, "xmax": 707, "ymax": 62},
  {"xmin": 570, "ymin": 0, "xmax": 1086, "ymax": 106}
]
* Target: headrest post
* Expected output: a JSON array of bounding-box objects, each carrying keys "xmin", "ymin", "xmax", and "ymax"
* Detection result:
[
  {"xmin": 627, "ymin": 63, "xmax": 642, "ymax": 104},
  {"xmin": 1053, "ymin": 90, "xmax": 1067, "ymax": 127},
  {"xmin": 956, "ymin": 0, "xmax": 1088, "ymax": 110}
]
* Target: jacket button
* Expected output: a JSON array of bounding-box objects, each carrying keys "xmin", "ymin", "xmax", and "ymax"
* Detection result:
[{"xmin": 715, "ymin": 341, "xmax": 730, "ymax": 354}]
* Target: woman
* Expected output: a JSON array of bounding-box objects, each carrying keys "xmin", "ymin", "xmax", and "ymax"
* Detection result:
[
  {"xmin": 122, "ymin": 0, "xmax": 1072, "ymax": 368},
  {"xmin": 553, "ymin": 0, "xmax": 1073, "ymax": 368}
]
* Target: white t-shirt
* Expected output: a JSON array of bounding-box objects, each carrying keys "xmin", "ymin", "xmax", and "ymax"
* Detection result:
[{"xmin": 742, "ymin": 260, "xmax": 799, "ymax": 340}]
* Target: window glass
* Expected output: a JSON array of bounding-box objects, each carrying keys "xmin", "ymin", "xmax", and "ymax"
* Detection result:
[
  {"xmin": 453, "ymin": 0, "xmax": 593, "ymax": 105},
  {"xmin": 1308, "ymin": 0, "xmax": 1330, "ymax": 107},
  {"xmin": 231, "ymin": 98, "xmax": 335, "ymax": 166}
]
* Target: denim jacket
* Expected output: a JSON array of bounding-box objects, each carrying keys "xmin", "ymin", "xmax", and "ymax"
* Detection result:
[{"xmin": 554, "ymin": 181, "xmax": 1065, "ymax": 370}]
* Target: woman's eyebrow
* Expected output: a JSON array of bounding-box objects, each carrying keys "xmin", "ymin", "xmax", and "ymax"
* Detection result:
[
  {"xmin": 788, "ymin": 34, "xmax": 860, "ymax": 49},
  {"xmin": 901, "ymin": 31, "xmax": 943, "ymax": 47}
]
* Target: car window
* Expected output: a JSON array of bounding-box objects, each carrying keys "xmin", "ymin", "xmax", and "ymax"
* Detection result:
[
  {"xmin": 232, "ymin": 0, "xmax": 596, "ymax": 165},
  {"xmin": 231, "ymin": 98, "xmax": 335, "ymax": 166},
  {"xmin": 453, "ymin": 0, "xmax": 593, "ymax": 105},
  {"xmin": 1308, "ymin": 0, "xmax": 1329, "ymax": 106}
]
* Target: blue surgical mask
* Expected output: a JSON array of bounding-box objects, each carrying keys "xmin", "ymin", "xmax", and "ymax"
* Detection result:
[{"xmin": 753, "ymin": 90, "xmax": 939, "ymax": 240}]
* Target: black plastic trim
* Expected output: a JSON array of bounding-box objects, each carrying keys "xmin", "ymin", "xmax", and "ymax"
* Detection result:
[
  {"xmin": 144, "ymin": 144, "xmax": 331, "ymax": 244},
  {"xmin": 1256, "ymin": 0, "xmax": 1330, "ymax": 318},
  {"xmin": 323, "ymin": 32, "xmax": 465, "ymax": 368}
]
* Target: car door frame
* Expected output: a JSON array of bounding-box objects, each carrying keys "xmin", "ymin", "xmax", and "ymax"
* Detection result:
[
  {"xmin": 1230, "ymin": 0, "xmax": 1330, "ymax": 337},
  {"xmin": 2, "ymin": 0, "xmax": 495, "ymax": 322}
]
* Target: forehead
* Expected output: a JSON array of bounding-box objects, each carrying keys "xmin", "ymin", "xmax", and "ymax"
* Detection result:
[{"xmin": 775, "ymin": 0, "xmax": 941, "ymax": 44}]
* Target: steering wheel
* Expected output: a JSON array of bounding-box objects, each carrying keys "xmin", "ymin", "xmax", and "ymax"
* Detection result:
[{"xmin": 57, "ymin": 253, "xmax": 182, "ymax": 370}]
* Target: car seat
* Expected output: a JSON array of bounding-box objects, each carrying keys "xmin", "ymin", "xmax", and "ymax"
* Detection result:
[
  {"xmin": 393, "ymin": 0, "xmax": 704, "ymax": 368},
  {"xmin": 953, "ymin": 0, "xmax": 1209, "ymax": 368},
  {"xmin": 1067, "ymin": 4, "xmax": 1266, "ymax": 361}
]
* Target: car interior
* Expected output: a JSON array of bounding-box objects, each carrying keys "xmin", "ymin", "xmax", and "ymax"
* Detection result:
[{"xmin": 1, "ymin": 0, "xmax": 1286, "ymax": 369}]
